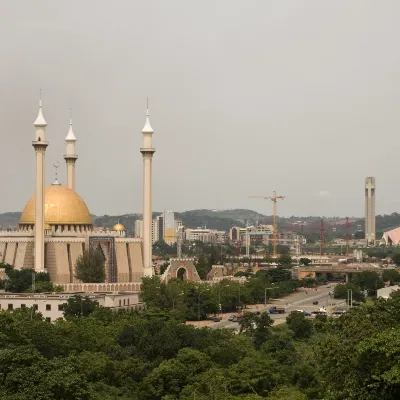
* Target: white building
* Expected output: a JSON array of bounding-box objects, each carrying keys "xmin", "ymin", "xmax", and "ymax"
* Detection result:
[
  {"xmin": 0, "ymin": 292, "xmax": 142, "ymax": 322},
  {"xmin": 135, "ymin": 219, "xmax": 159, "ymax": 244}
]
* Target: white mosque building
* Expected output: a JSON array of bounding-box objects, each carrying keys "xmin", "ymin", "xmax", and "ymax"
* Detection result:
[{"xmin": 0, "ymin": 100, "xmax": 155, "ymax": 292}]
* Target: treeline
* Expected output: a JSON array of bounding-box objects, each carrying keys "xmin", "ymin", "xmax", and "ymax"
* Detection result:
[
  {"xmin": 2, "ymin": 289, "xmax": 400, "ymax": 398},
  {"xmin": 140, "ymin": 271, "xmax": 323, "ymax": 320}
]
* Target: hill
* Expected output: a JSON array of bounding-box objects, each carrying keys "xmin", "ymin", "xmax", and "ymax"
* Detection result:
[{"xmin": 1, "ymin": 209, "xmax": 400, "ymax": 237}]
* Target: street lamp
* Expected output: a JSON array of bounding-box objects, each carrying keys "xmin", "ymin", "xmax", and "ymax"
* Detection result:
[
  {"xmin": 172, "ymin": 292, "xmax": 184, "ymax": 310},
  {"xmin": 347, "ymin": 289, "xmax": 353, "ymax": 308},
  {"xmin": 218, "ymin": 285, "xmax": 229, "ymax": 314},
  {"xmin": 198, "ymin": 288, "xmax": 210, "ymax": 321}
]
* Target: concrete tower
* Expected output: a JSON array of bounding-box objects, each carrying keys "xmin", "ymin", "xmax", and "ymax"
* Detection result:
[
  {"xmin": 64, "ymin": 111, "xmax": 77, "ymax": 191},
  {"xmin": 140, "ymin": 106, "xmax": 155, "ymax": 276},
  {"xmin": 32, "ymin": 99, "xmax": 48, "ymax": 271},
  {"xmin": 365, "ymin": 177, "xmax": 376, "ymax": 245}
]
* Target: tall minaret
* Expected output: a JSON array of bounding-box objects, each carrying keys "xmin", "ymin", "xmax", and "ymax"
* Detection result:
[
  {"xmin": 140, "ymin": 104, "xmax": 155, "ymax": 277},
  {"xmin": 32, "ymin": 97, "xmax": 48, "ymax": 272},
  {"xmin": 64, "ymin": 111, "xmax": 77, "ymax": 191}
]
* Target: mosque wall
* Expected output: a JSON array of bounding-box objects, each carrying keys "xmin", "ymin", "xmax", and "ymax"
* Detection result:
[
  {"xmin": 47, "ymin": 242, "xmax": 70, "ymax": 283},
  {"xmin": 69, "ymin": 242, "xmax": 84, "ymax": 283},
  {"xmin": 14, "ymin": 242, "xmax": 28, "ymax": 270},
  {"xmin": 129, "ymin": 242, "xmax": 144, "ymax": 282},
  {"xmin": 115, "ymin": 242, "xmax": 129, "ymax": 282},
  {"xmin": 0, "ymin": 242, "xmax": 6, "ymax": 263},
  {"xmin": 4, "ymin": 243, "xmax": 16, "ymax": 265},
  {"xmin": 23, "ymin": 242, "xmax": 34, "ymax": 269}
]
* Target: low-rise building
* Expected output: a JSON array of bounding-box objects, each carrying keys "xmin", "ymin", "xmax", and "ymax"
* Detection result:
[{"xmin": 0, "ymin": 291, "xmax": 142, "ymax": 322}]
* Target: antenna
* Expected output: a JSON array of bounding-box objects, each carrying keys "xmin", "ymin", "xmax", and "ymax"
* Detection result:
[{"xmin": 39, "ymin": 88, "xmax": 42, "ymax": 106}]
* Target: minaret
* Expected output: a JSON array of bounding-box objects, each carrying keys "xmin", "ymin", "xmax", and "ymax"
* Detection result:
[
  {"xmin": 64, "ymin": 111, "xmax": 77, "ymax": 191},
  {"xmin": 32, "ymin": 97, "xmax": 48, "ymax": 272},
  {"xmin": 365, "ymin": 177, "xmax": 376, "ymax": 245},
  {"xmin": 140, "ymin": 104, "xmax": 155, "ymax": 277}
]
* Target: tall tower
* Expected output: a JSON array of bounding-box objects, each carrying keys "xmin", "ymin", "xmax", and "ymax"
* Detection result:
[
  {"xmin": 140, "ymin": 106, "xmax": 155, "ymax": 276},
  {"xmin": 32, "ymin": 98, "xmax": 48, "ymax": 271},
  {"xmin": 365, "ymin": 177, "xmax": 376, "ymax": 245},
  {"xmin": 64, "ymin": 111, "xmax": 77, "ymax": 191}
]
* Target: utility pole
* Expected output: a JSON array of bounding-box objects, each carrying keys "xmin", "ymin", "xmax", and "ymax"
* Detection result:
[
  {"xmin": 245, "ymin": 220, "xmax": 250, "ymax": 258},
  {"xmin": 345, "ymin": 217, "xmax": 351, "ymax": 257},
  {"xmin": 249, "ymin": 190, "xmax": 285, "ymax": 258}
]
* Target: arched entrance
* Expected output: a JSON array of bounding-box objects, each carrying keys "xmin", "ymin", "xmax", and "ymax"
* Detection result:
[{"xmin": 176, "ymin": 267, "xmax": 187, "ymax": 280}]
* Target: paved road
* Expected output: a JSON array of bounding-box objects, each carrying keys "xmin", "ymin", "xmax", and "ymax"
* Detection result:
[{"xmin": 210, "ymin": 284, "xmax": 342, "ymax": 330}]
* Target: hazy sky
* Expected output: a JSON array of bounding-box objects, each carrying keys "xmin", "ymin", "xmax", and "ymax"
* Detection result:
[{"xmin": 1, "ymin": 1, "xmax": 399, "ymax": 217}]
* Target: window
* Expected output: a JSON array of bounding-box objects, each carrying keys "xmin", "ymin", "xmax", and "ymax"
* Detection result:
[
  {"xmin": 123, "ymin": 299, "xmax": 126, "ymax": 306},
  {"xmin": 127, "ymin": 299, "xmax": 130, "ymax": 305},
  {"xmin": 46, "ymin": 304, "xmax": 51, "ymax": 311},
  {"xmin": 8, "ymin": 304, "xmax": 13, "ymax": 310},
  {"xmin": 119, "ymin": 300, "xmax": 121, "ymax": 306},
  {"xmin": 58, "ymin": 304, "xmax": 64, "ymax": 311},
  {"xmin": 33, "ymin": 304, "xmax": 38, "ymax": 310},
  {"xmin": 21, "ymin": 304, "xmax": 26, "ymax": 309}
]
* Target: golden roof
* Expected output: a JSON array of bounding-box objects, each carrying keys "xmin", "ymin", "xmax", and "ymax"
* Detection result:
[
  {"xmin": 19, "ymin": 185, "xmax": 93, "ymax": 225},
  {"xmin": 112, "ymin": 223, "xmax": 126, "ymax": 231}
]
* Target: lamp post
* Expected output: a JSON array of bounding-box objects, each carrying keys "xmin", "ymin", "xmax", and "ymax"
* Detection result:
[
  {"xmin": 198, "ymin": 288, "xmax": 210, "ymax": 321},
  {"xmin": 218, "ymin": 285, "xmax": 229, "ymax": 314},
  {"xmin": 172, "ymin": 292, "xmax": 184, "ymax": 310},
  {"xmin": 347, "ymin": 289, "xmax": 353, "ymax": 308}
]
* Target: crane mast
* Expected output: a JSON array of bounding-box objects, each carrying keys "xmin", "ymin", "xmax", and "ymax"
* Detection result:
[{"xmin": 249, "ymin": 191, "xmax": 285, "ymax": 258}]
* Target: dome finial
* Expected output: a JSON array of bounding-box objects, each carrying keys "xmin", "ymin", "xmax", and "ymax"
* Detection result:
[
  {"xmin": 34, "ymin": 89, "xmax": 47, "ymax": 127},
  {"xmin": 65, "ymin": 108, "xmax": 76, "ymax": 141},
  {"xmin": 52, "ymin": 161, "xmax": 61, "ymax": 185}
]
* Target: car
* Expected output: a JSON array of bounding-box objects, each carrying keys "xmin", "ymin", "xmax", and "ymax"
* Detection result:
[
  {"xmin": 296, "ymin": 309, "xmax": 304, "ymax": 313},
  {"xmin": 304, "ymin": 311, "xmax": 312, "ymax": 317},
  {"xmin": 228, "ymin": 315, "xmax": 235, "ymax": 321},
  {"xmin": 232, "ymin": 316, "xmax": 238, "ymax": 322},
  {"xmin": 213, "ymin": 316, "xmax": 222, "ymax": 322}
]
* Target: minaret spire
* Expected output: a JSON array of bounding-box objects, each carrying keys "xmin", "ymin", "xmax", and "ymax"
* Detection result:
[
  {"xmin": 140, "ymin": 100, "xmax": 156, "ymax": 277},
  {"xmin": 64, "ymin": 109, "xmax": 78, "ymax": 191},
  {"xmin": 32, "ymin": 94, "xmax": 49, "ymax": 272}
]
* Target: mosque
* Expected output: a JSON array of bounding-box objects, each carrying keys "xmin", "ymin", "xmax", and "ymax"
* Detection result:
[{"xmin": 0, "ymin": 100, "xmax": 155, "ymax": 291}]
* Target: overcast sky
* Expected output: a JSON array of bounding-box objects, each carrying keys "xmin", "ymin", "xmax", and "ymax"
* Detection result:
[{"xmin": 0, "ymin": 1, "xmax": 399, "ymax": 218}]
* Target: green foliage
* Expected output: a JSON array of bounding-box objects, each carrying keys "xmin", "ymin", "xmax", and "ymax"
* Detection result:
[
  {"xmin": 299, "ymin": 257, "xmax": 312, "ymax": 266},
  {"xmin": 277, "ymin": 254, "xmax": 292, "ymax": 266},
  {"xmin": 3, "ymin": 265, "xmax": 59, "ymax": 293},
  {"xmin": 382, "ymin": 268, "xmax": 400, "ymax": 284},
  {"xmin": 351, "ymin": 270, "xmax": 384, "ymax": 296},
  {"xmin": 391, "ymin": 253, "xmax": 400, "ymax": 266},
  {"xmin": 63, "ymin": 295, "xmax": 99, "ymax": 318},
  {"xmin": 286, "ymin": 311, "xmax": 313, "ymax": 339},
  {"xmin": 75, "ymin": 247, "xmax": 105, "ymax": 283},
  {"xmin": 334, "ymin": 283, "xmax": 365, "ymax": 303}
]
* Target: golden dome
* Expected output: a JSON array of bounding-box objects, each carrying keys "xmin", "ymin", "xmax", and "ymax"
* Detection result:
[
  {"xmin": 19, "ymin": 185, "xmax": 93, "ymax": 226},
  {"xmin": 112, "ymin": 223, "xmax": 126, "ymax": 231}
]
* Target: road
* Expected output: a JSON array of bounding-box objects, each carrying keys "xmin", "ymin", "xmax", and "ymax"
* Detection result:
[{"xmin": 209, "ymin": 284, "xmax": 342, "ymax": 330}]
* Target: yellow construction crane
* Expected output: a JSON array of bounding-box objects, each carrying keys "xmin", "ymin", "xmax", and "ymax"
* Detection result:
[{"xmin": 249, "ymin": 191, "xmax": 285, "ymax": 258}]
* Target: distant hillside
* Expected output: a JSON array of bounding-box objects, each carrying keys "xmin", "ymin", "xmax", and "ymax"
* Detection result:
[{"xmin": 1, "ymin": 209, "xmax": 400, "ymax": 236}]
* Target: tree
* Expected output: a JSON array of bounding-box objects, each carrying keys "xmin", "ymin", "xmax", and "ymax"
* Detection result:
[
  {"xmin": 391, "ymin": 253, "xmax": 400, "ymax": 266},
  {"xmin": 75, "ymin": 247, "xmax": 105, "ymax": 283},
  {"xmin": 352, "ymin": 271, "xmax": 384, "ymax": 296},
  {"xmin": 334, "ymin": 283, "xmax": 364, "ymax": 303},
  {"xmin": 277, "ymin": 245, "xmax": 290, "ymax": 255},
  {"xmin": 277, "ymin": 254, "xmax": 292, "ymax": 267},
  {"xmin": 382, "ymin": 269, "xmax": 400, "ymax": 284},
  {"xmin": 239, "ymin": 312, "xmax": 273, "ymax": 349},
  {"xmin": 286, "ymin": 311, "xmax": 313, "ymax": 339},
  {"xmin": 299, "ymin": 258, "xmax": 312, "ymax": 266},
  {"xmin": 63, "ymin": 295, "xmax": 99, "ymax": 318}
]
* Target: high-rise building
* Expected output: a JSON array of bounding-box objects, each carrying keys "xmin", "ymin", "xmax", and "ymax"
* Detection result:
[
  {"xmin": 163, "ymin": 211, "xmax": 176, "ymax": 245},
  {"xmin": 365, "ymin": 177, "xmax": 376, "ymax": 245},
  {"xmin": 135, "ymin": 218, "xmax": 159, "ymax": 244}
]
